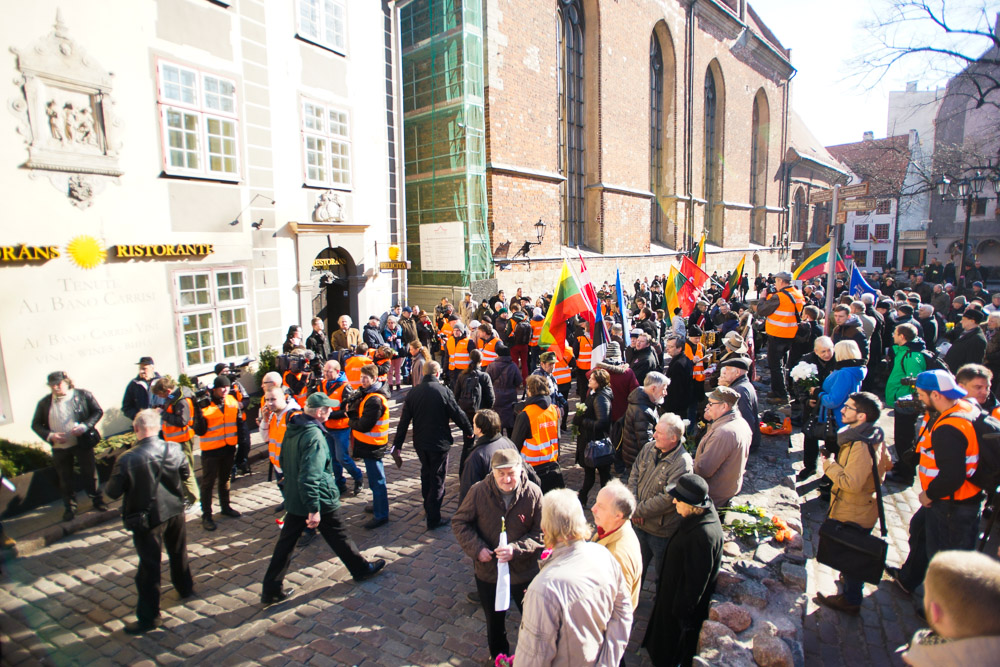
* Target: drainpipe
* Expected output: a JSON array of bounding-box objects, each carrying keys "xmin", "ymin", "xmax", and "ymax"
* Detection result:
[{"xmin": 685, "ymin": 0, "xmax": 698, "ymax": 252}]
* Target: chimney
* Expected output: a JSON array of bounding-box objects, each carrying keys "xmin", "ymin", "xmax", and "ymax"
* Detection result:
[
  {"xmin": 906, "ymin": 81, "xmax": 917, "ymax": 93},
  {"xmin": 863, "ymin": 131, "xmax": 874, "ymax": 141}
]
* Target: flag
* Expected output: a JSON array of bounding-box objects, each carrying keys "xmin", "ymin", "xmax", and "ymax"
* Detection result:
[
  {"xmin": 695, "ymin": 233, "xmax": 707, "ymax": 268},
  {"xmin": 615, "ymin": 268, "xmax": 631, "ymax": 347},
  {"xmin": 849, "ymin": 264, "xmax": 877, "ymax": 299},
  {"xmin": 721, "ymin": 254, "xmax": 746, "ymax": 300},
  {"xmin": 678, "ymin": 255, "xmax": 710, "ymax": 317},
  {"xmin": 577, "ymin": 253, "xmax": 608, "ymax": 366},
  {"xmin": 663, "ymin": 265, "xmax": 686, "ymax": 319},
  {"xmin": 540, "ymin": 260, "xmax": 593, "ymax": 363},
  {"xmin": 792, "ymin": 241, "xmax": 847, "ymax": 281}
]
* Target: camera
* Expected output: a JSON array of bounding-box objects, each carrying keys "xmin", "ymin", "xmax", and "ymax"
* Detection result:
[
  {"xmin": 193, "ymin": 384, "xmax": 212, "ymax": 410},
  {"xmin": 277, "ymin": 354, "xmax": 310, "ymax": 374}
]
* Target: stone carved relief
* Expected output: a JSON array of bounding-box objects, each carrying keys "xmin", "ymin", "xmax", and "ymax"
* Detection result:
[
  {"xmin": 8, "ymin": 11, "xmax": 122, "ymax": 208},
  {"xmin": 312, "ymin": 190, "xmax": 345, "ymax": 222}
]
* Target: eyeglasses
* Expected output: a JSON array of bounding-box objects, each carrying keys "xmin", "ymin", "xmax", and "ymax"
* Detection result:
[
  {"xmin": 707, "ymin": 401, "xmax": 725, "ymax": 407},
  {"xmin": 842, "ymin": 405, "xmax": 858, "ymax": 412}
]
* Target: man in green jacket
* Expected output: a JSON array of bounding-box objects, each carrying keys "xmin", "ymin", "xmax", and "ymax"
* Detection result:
[
  {"xmin": 260, "ymin": 393, "xmax": 386, "ymax": 604},
  {"xmin": 885, "ymin": 323, "xmax": 927, "ymax": 486}
]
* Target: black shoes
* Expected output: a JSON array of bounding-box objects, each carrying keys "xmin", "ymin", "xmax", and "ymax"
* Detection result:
[
  {"xmin": 884, "ymin": 566, "xmax": 913, "ymax": 596},
  {"xmin": 124, "ymin": 615, "xmax": 162, "ymax": 635},
  {"xmin": 220, "ymin": 507, "xmax": 242, "ymax": 518},
  {"xmin": 202, "ymin": 517, "xmax": 217, "ymax": 531},
  {"xmin": 427, "ymin": 517, "xmax": 451, "ymax": 530},
  {"xmin": 354, "ymin": 559, "xmax": 387, "ymax": 582},
  {"xmin": 298, "ymin": 531, "xmax": 317, "ymax": 548},
  {"xmin": 62, "ymin": 509, "xmax": 75, "ymax": 522},
  {"xmin": 92, "ymin": 498, "xmax": 109, "ymax": 512},
  {"xmin": 353, "ymin": 478, "xmax": 364, "ymax": 497},
  {"xmin": 363, "ymin": 517, "xmax": 388, "ymax": 530},
  {"xmin": 796, "ymin": 468, "xmax": 817, "ymax": 482},
  {"xmin": 261, "ymin": 588, "xmax": 294, "ymax": 605}
]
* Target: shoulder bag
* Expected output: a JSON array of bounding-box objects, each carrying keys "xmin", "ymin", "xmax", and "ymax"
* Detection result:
[
  {"xmin": 816, "ymin": 441, "xmax": 888, "ymax": 584},
  {"xmin": 122, "ymin": 442, "xmax": 168, "ymax": 532},
  {"xmin": 584, "ymin": 437, "xmax": 616, "ymax": 468}
]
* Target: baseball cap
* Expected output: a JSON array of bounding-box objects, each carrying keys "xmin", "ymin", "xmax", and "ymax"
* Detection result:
[
  {"xmin": 305, "ymin": 392, "xmax": 340, "ymax": 408},
  {"xmin": 775, "ymin": 271, "xmax": 793, "ymax": 281},
  {"xmin": 47, "ymin": 371, "xmax": 67, "ymax": 385},
  {"xmin": 402, "ymin": 306, "xmax": 412, "ymax": 313},
  {"xmin": 137, "ymin": 356, "xmax": 155, "ymax": 366},
  {"xmin": 915, "ymin": 370, "xmax": 967, "ymax": 399}
]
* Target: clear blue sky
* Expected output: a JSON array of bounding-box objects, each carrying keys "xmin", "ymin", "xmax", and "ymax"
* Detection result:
[{"xmin": 750, "ymin": 0, "xmax": 998, "ymax": 146}]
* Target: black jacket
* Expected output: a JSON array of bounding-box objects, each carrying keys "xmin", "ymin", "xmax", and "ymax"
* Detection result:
[
  {"xmin": 362, "ymin": 323, "xmax": 386, "ymax": 349},
  {"xmin": 458, "ymin": 434, "xmax": 541, "ymax": 503},
  {"xmin": 306, "ymin": 330, "xmax": 332, "ymax": 362},
  {"xmin": 348, "ymin": 382, "xmax": 392, "ymax": 459},
  {"xmin": 622, "ymin": 387, "xmax": 659, "ymax": 468},
  {"xmin": 392, "ymin": 375, "xmax": 472, "ymax": 453},
  {"xmin": 643, "ymin": 504, "xmax": 724, "ymax": 666},
  {"xmin": 630, "ymin": 346, "xmax": 661, "ymax": 387},
  {"xmin": 486, "ymin": 355, "xmax": 523, "ymax": 432},
  {"xmin": 573, "ymin": 386, "xmax": 612, "ymax": 467},
  {"xmin": 454, "ymin": 368, "xmax": 496, "ymax": 414},
  {"xmin": 944, "ymin": 326, "xmax": 987, "ymax": 372},
  {"xmin": 729, "ymin": 374, "xmax": 761, "ymax": 452},
  {"xmin": 105, "ymin": 436, "xmax": 189, "ymax": 528},
  {"xmin": 833, "ymin": 316, "xmax": 870, "ymax": 363},
  {"xmin": 122, "ymin": 374, "xmax": 160, "ymax": 420},
  {"xmin": 32, "ymin": 388, "xmax": 104, "ymax": 445},
  {"xmin": 663, "ymin": 354, "xmax": 695, "ymax": 416}
]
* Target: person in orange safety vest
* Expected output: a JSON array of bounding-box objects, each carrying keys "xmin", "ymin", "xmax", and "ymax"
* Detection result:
[
  {"xmin": 198, "ymin": 376, "xmax": 243, "ymax": 531},
  {"xmin": 348, "ymin": 364, "xmax": 391, "ymax": 529},
  {"xmin": 510, "ymin": 375, "xmax": 564, "ymax": 493}
]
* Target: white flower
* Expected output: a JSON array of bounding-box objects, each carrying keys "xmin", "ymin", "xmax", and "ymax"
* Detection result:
[{"xmin": 790, "ymin": 362, "xmax": 819, "ymax": 382}]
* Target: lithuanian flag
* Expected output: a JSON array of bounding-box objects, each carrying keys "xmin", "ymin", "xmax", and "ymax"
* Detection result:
[
  {"xmin": 721, "ymin": 254, "xmax": 746, "ymax": 300},
  {"xmin": 792, "ymin": 242, "xmax": 847, "ymax": 281},
  {"xmin": 663, "ymin": 265, "xmax": 687, "ymax": 317},
  {"xmin": 539, "ymin": 260, "xmax": 593, "ymax": 363},
  {"xmin": 695, "ymin": 233, "xmax": 707, "ymax": 268}
]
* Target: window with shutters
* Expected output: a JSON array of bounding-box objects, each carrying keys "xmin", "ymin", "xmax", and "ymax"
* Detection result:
[
  {"xmin": 297, "ymin": 0, "xmax": 347, "ymax": 54},
  {"xmin": 157, "ymin": 61, "xmax": 240, "ymax": 180},
  {"xmin": 174, "ymin": 268, "xmax": 251, "ymax": 373},
  {"xmin": 301, "ymin": 99, "xmax": 352, "ymax": 188}
]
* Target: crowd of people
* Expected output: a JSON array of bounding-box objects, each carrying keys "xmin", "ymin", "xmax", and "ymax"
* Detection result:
[{"xmin": 8, "ymin": 259, "xmax": 1000, "ymax": 664}]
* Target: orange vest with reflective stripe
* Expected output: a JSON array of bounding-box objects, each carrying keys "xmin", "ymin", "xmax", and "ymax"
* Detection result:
[
  {"xmin": 576, "ymin": 335, "xmax": 593, "ymax": 370},
  {"xmin": 282, "ymin": 370, "xmax": 309, "ymax": 406},
  {"xmin": 448, "ymin": 335, "xmax": 471, "ymax": 371},
  {"xmin": 478, "ymin": 337, "xmax": 499, "ymax": 366},
  {"xmin": 765, "ymin": 288, "xmax": 805, "ymax": 339},
  {"xmin": 521, "ymin": 403, "xmax": 560, "ymax": 466},
  {"xmin": 917, "ymin": 399, "xmax": 982, "ymax": 501},
  {"xmin": 267, "ymin": 406, "xmax": 301, "ymax": 471},
  {"xmin": 162, "ymin": 395, "xmax": 194, "ymax": 443},
  {"xmin": 353, "ymin": 393, "xmax": 390, "ymax": 446},
  {"xmin": 344, "ymin": 356, "xmax": 367, "ymax": 389},
  {"xmin": 552, "ymin": 355, "xmax": 573, "ymax": 385},
  {"xmin": 685, "ymin": 341, "xmax": 706, "ymax": 382},
  {"xmin": 201, "ymin": 394, "xmax": 239, "ymax": 451},
  {"xmin": 323, "ymin": 380, "xmax": 350, "ymax": 430},
  {"xmin": 530, "ymin": 319, "xmax": 544, "ymax": 346}
]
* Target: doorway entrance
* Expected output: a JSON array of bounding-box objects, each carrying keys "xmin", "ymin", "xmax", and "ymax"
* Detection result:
[{"xmin": 310, "ymin": 247, "xmax": 355, "ymax": 332}]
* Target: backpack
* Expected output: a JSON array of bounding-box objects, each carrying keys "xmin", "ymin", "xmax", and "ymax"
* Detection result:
[
  {"xmin": 967, "ymin": 408, "xmax": 1000, "ymax": 493},
  {"xmin": 457, "ymin": 371, "xmax": 482, "ymax": 414},
  {"xmin": 908, "ymin": 348, "xmax": 949, "ymax": 373},
  {"xmin": 513, "ymin": 320, "xmax": 533, "ymax": 346}
]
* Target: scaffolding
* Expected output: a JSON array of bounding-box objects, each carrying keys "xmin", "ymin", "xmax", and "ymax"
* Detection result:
[{"xmin": 400, "ymin": 0, "xmax": 492, "ymax": 291}]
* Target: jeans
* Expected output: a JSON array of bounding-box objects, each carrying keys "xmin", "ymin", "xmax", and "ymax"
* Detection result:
[
  {"xmin": 329, "ymin": 428, "xmax": 364, "ymax": 482},
  {"xmin": 842, "ymin": 574, "xmax": 864, "ymax": 606},
  {"xmin": 636, "ymin": 528, "xmax": 669, "ymax": 585},
  {"xmin": 767, "ymin": 336, "xmax": 793, "ymax": 397},
  {"xmin": 51, "ymin": 444, "xmax": 99, "ymax": 510},
  {"xmin": 261, "ymin": 509, "xmax": 370, "ymax": 594},
  {"xmin": 363, "ymin": 458, "xmax": 389, "ymax": 521},
  {"xmin": 476, "ymin": 576, "xmax": 528, "ymax": 659},
  {"xmin": 132, "ymin": 514, "xmax": 193, "ymax": 624},
  {"xmin": 416, "ymin": 449, "xmax": 449, "ymax": 527},
  {"xmin": 200, "ymin": 446, "xmax": 235, "ymax": 518},
  {"xmin": 898, "ymin": 500, "xmax": 982, "ymax": 591}
]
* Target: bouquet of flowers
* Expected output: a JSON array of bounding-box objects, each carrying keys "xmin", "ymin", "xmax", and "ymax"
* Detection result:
[{"xmin": 789, "ymin": 361, "xmax": 820, "ymax": 396}]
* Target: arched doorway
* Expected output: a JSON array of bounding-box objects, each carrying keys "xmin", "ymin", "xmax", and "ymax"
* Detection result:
[
  {"xmin": 310, "ymin": 247, "xmax": 355, "ymax": 332},
  {"xmin": 978, "ymin": 239, "xmax": 1000, "ymax": 269}
]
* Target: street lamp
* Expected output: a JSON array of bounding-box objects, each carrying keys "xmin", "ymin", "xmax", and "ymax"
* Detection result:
[
  {"xmin": 938, "ymin": 172, "xmax": 986, "ymax": 289},
  {"xmin": 509, "ymin": 218, "xmax": 549, "ymax": 260}
]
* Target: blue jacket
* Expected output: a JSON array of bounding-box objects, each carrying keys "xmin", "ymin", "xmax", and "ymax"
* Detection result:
[{"xmin": 819, "ymin": 360, "xmax": 867, "ymax": 428}]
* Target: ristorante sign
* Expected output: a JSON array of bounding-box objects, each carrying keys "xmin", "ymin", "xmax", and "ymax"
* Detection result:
[
  {"xmin": 113, "ymin": 244, "xmax": 215, "ymax": 258},
  {"xmin": 0, "ymin": 237, "xmax": 215, "ymax": 269}
]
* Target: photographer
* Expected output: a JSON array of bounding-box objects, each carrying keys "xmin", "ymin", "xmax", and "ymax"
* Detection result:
[
  {"xmin": 151, "ymin": 377, "xmax": 200, "ymax": 508},
  {"xmin": 282, "ymin": 350, "xmax": 314, "ymax": 407},
  {"xmin": 885, "ymin": 323, "xmax": 927, "ymax": 486},
  {"xmin": 215, "ymin": 363, "xmax": 252, "ymax": 479}
]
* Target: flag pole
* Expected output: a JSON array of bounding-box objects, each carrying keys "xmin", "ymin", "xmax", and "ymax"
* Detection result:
[{"xmin": 824, "ymin": 184, "xmax": 840, "ymax": 335}]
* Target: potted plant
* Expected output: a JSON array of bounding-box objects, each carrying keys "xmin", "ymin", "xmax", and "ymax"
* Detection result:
[{"xmin": 0, "ymin": 439, "xmax": 56, "ymax": 519}]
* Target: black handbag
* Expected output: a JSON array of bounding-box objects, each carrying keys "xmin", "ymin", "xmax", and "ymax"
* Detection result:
[
  {"xmin": 805, "ymin": 407, "xmax": 837, "ymax": 441},
  {"xmin": 584, "ymin": 437, "xmax": 615, "ymax": 468},
  {"xmin": 122, "ymin": 442, "xmax": 167, "ymax": 532},
  {"xmin": 816, "ymin": 441, "xmax": 888, "ymax": 584}
]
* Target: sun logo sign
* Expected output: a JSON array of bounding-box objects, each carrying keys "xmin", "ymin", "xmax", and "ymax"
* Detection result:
[{"xmin": 66, "ymin": 235, "xmax": 107, "ymax": 269}]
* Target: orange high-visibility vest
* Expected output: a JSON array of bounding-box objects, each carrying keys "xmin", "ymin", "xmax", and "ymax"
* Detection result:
[
  {"xmin": 992, "ymin": 405, "xmax": 1000, "ymax": 421},
  {"xmin": 529, "ymin": 319, "xmax": 544, "ymax": 346},
  {"xmin": 765, "ymin": 287, "xmax": 805, "ymax": 339},
  {"xmin": 478, "ymin": 337, "xmax": 499, "ymax": 366},
  {"xmin": 685, "ymin": 341, "xmax": 706, "ymax": 382},
  {"xmin": 162, "ymin": 395, "xmax": 194, "ymax": 443},
  {"xmin": 917, "ymin": 399, "xmax": 982, "ymax": 501},
  {"xmin": 521, "ymin": 403, "xmax": 560, "ymax": 466},
  {"xmin": 552, "ymin": 355, "xmax": 573, "ymax": 385},
  {"xmin": 323, "ymin": 379, "xmax": 350, "ymax": 430},
  {"xmin": 344, "ymin": 356, "xmax": 367, "ymax": 389},
  {"xmin": 282, "ymin": 370, "xmax": 309, "ymax": 406},
  {"xmin": 201, "ymin": 395, "xmax": 239, "ymax": 451},
  {"xmin": 448, "ymin": 335, "xmax": 471, "ymax": 371},
  {"xmin": 576, "ymin": 335, "xmax": 593, "ymax": 370},
  {"xmin": 353, "ymin": 393, "xmax": 390, "ymax": 446},
  {"xmin": 267, "ymin": 406, "xmax": 301, "ymax": 472}
]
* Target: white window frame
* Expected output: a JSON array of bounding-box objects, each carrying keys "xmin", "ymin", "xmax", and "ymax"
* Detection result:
[
  {"xmin": 300, "ymin": 98, "xmax": 352, "ymax": 189},
  {"xmin": 296, "ymin": 0, "xmax": 347, "ymax": 55},
  {"xmin": 156, "ymin": 59, "xmax": 241, "ymax": 181},
  {"xmin": 173, "ymin": 267, "xmax": 251, "ymax": 374}
]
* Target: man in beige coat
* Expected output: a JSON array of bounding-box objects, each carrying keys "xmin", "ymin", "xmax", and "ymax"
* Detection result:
[
  {"xmin": 331, "ymin": 315, "xmax": 362, "ymax": 352},
  {"xmin": 591, "ymin": 480, "xmax": 642, "ymax": 611},
  {"xmin": 693, "ymin": 387, "xmax": 752, "ymax": 509}
]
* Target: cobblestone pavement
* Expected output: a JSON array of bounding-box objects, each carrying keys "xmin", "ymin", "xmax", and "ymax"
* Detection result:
[
  {"xmin": 796, "ymin": 409, "xmax": 925, "ymax": 667},
  {"xmin": 0, "ymin": 393, "xmax": 661, "ymax": 666}
]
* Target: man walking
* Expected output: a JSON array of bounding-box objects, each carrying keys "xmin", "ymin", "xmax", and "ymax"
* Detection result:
[
  {"xmin": 105, "ymin": 409, "xmax": 194, "ymax": 634},
  {"xmin": 348, "ymin": 364, "xmax": 392, "ymax": 529},
  {"xmin": 260, "ymin": 393, "xmax": 386, "ymax": 605}
]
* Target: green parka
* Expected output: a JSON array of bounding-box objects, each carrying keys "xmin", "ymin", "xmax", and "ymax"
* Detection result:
[{"xmin": 279, "ymin": 413, "xmax": 341, "ymax": 516}]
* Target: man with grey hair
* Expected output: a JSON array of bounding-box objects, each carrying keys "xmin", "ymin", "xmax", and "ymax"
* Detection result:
[
  {"xmin": 718, "ymin": 357, "xmax": 761, "ymax": 452},
  {"xmin": 628, "ymin": 411, "xmax": 693, "ymax": 586},
  {"xmin": 629, "ymin": 330, "xmax": 660, "ymax": 386},
  {"xmin": 916, "ymin": 303, "xmax": 939, "ymax": 348},
  {"xmin": 621, "ymin": 372, "xmax": 668, "ymax": 479},
  {"xmin": 592, "ymin": 480, "xmax": 642, "ymax": 611},
  {"xmin": 694, "ymin": 387, "xmax": 752, "ymax": 509},
  {"xmin": 105, "ymin": 409, "xmax": 193, "ymax": 634},
  {"xmin": 517, "ymin": 489, "xmax": 632, "ymax": 666}
]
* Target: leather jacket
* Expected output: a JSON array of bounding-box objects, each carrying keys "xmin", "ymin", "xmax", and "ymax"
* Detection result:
[
  {"xmin": 32, "ymin": 388, "xmax": 104, "ymax": 446},
  {"xmin": 105, "ymin": 436, "xmax": 190, "ymax": 528}
]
